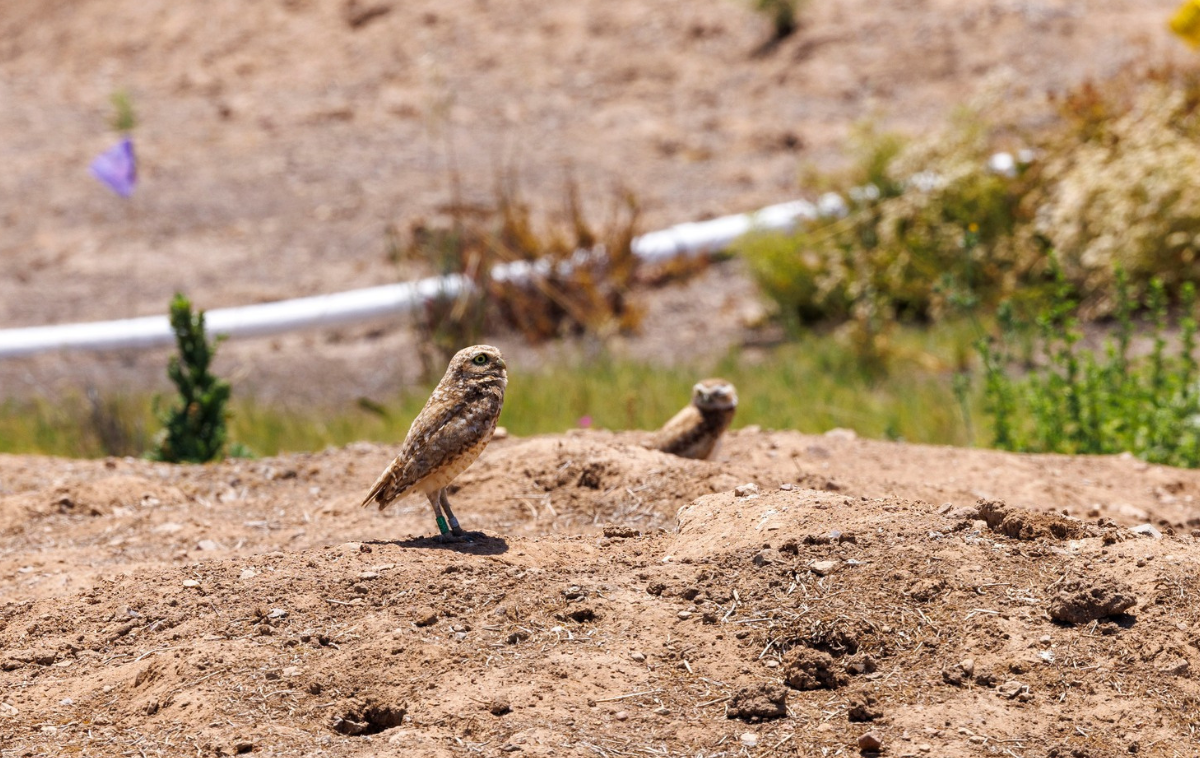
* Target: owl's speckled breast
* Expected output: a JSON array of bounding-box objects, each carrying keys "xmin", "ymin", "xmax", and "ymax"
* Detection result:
[{"xmin": 414, "ymin": 433, "xmax": 493, "ymax": 493}]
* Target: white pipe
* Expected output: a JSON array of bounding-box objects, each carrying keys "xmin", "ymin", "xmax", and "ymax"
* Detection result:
[{"xmin": 0, "ymin": 200, "xmax": 819, "ymax": 359}]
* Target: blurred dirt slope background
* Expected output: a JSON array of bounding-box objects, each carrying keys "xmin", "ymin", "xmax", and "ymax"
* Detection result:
[{"xmin": 0, "ymin": 0, "xmax": 1184, "ymax": 403}]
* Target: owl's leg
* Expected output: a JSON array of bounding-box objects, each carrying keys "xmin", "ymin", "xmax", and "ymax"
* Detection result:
[
  {"xmin": 425, "ymin": 490, "xmax": 451, "ymax": 537},
  {"xmin": 438, "ymin": 489, "xmax": 466, "ymax": 536}
]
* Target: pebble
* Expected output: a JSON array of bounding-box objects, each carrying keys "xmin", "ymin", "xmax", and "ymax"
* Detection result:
[
  {"xmin": 780, "ymin": 483, "xmax": 795, "ymax": 491},
  {"xmin": 858, "ymin": 731, "xmax": 882, "ymax": 751},
  {"xmin": 809, "ymin": 560, "xmax": 840, "ymax": 576},
  {"xmin": 282, "ymin": 666, "xmax": 302, "ymax": 677},
  {"xmin": 182, "ymin": 579, "xmax": 200, "ymax": 588},
  {"xmin": 630, "ymin": 651, "xmax": 646, "ymax": 662},
  {"xmin": 734, "ymin": 483, "xmax": 759, "ymax": 498},
  {"xmin": 239, "ymin": 568, "xmax": 258, "ymax": 580},
  {"xmin": 196, "ymin": 539, "xmax": 221, "ymax": 551},
  {"xmin": 1131, "ymin": 523, "xmax": 1163, "ymax": 539},
  {"xmin": 677, "ymin": 610, "xmax": 692, "ymax": 620},
  {"xmin": 358, "ymin": 571, "xmax": 380, "ymax": 580},
  {"xmin": 268, "ymin": 608, "xmax": 288, "ymax": 619},
  {"xmin": 739, "ymin": 733, "xmax": 758, "ymax": 748},
  {"xmin": 615, "ymin": 710, "xmax": 629, "ymax": 721}
]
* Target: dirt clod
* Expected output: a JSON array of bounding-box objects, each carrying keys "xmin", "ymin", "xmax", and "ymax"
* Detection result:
[
  {"xmin": 941, "ymin": 659, "xmax": 975, "ymax": 686},
  {"xmin": 977, "ymin": 499, "xmax": 1088, "ymax": 541},
  {"xmin": 783, "ymin": 648, "xmax": 847, "ymax": 691},
  {"xmin": 1048, "ymin": 579, "xmax": 1137, "ymax": 625},
  {"xmin": 412, "ymin": 607, "xmax": 438, "ymax": 627},
  {"xmin": 603, "ymin": 524, "xmax": 640, "ymax": 539},
  {"xmin": 332, "ymin": 702, "xmax": 406, "ymax": 736},
  {"xmin": 908, "ymin": 577, "xmax": 947, "ymax": 602},
  {"xmin": 846, "ymin": 692, "xmax": 882, "ymax": 722},
  {"xmin": 727, "ymin": 682, "xmax": 788, "ymax": 721},
  {"xmin": 753, "ymin": 549, "xmax": 783, "ymax": 567},
  {"xmin": 489, "ymin": 698, "xmax": 512, "ymax": 716}
]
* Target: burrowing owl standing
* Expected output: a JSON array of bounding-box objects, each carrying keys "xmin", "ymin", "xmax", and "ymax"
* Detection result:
[
  {"xmin": 361, "ymin": 345, "xmax": 507, "ymax": 539},
  {"xmin": 648, "ymin": 378, "xmax": 738, "ymax": 460}
]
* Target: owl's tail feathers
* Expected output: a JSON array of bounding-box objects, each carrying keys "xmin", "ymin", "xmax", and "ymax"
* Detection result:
[{"xmin": 361, "ymin": 467, "xmax": 400, "ymax": 510}]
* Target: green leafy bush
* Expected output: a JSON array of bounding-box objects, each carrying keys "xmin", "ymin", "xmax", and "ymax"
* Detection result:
[
  {"xmin": 978, "ymin": 269, "xmax": 1200, "ymax": 467},
  {"xmin": 151, "ymin": 294, "xmax": 233, "ymax": 463}
]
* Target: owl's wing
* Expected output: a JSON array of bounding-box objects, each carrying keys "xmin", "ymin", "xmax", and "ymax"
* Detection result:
[
  {"xmin": 360, "ymin": 393, "xmax": 498, "ymax": 509},
  {"xmin": 649, "ymin": 405, "xmax": 701, "ymax": 454}
]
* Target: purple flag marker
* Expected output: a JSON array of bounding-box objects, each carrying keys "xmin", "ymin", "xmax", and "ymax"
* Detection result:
[{"xmin": 90, "ymin": 138, "xmax": 137, "ymax": 197}]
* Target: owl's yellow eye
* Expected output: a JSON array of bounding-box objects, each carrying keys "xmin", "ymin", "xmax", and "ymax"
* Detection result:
[{"xmin": 472, "ymin": 354, "xmax": 489, "ymax": 365}]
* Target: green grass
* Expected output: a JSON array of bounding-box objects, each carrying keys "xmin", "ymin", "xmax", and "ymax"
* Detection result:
[{"xmin": 0, "ymin": 324, "xmax": 989, "ymax": 460}]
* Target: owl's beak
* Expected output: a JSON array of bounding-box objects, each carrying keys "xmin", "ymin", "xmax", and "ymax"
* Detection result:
[{"xmin": 496, "ymin": 357, "xmax": 507, "ymax": 370}]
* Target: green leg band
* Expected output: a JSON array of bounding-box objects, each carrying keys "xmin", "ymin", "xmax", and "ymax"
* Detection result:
[{"xmin": 436, "ymin": 515, "xmax": 450, "ymax": 535}]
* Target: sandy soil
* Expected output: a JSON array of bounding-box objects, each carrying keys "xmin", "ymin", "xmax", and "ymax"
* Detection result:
[
  {"xmin": 0, "ymin": 0, "xmax": 1187, "ymax": 402},
  {"xmin": 2, "ymin": 429, "xmax": 1199, "ymax": 756}
]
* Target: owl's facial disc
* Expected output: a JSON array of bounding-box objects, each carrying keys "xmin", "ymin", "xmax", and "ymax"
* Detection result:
[{"xmin": 692, "ymin": 379, "xmax": 737, "ymax": 411}]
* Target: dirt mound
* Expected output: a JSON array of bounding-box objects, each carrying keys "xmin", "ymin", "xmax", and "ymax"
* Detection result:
[
  {"xmin": 2, "ymin": 430, "xmax": 1200, "ymax": 756},
  {"xmin": 456, "ymin": 432, "xmax": 746, "ymax": 529}
]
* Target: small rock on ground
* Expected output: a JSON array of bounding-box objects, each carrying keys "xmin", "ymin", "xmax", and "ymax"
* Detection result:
[
  {"xmin": 1130, "ymin": 523, "xmax": 1162, "ymax": 539},
  {"xmin": 734, "ymin": 483, "xmax": 759, "ymax": 498},
  {"xmin": 809, "ymin": 559, "xmax": 840, "ymax": 577},
  {"xmin": 858, "ymin": 731, "xmax": 882, "ymax": 751}
]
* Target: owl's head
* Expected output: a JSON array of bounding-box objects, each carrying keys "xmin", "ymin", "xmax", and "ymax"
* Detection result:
[
  {"xmin": 692, "ymin": 378, "xmax": 738, "ymax": 412},
  {"xmin": 451, "ymin": 344, "xmax": 508, "ymax": 386}
]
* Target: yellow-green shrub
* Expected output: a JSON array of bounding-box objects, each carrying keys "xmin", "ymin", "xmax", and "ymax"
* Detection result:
[{"xmin": 743, "ymin": 67, "xmax": 1200, "ymax": 330}]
